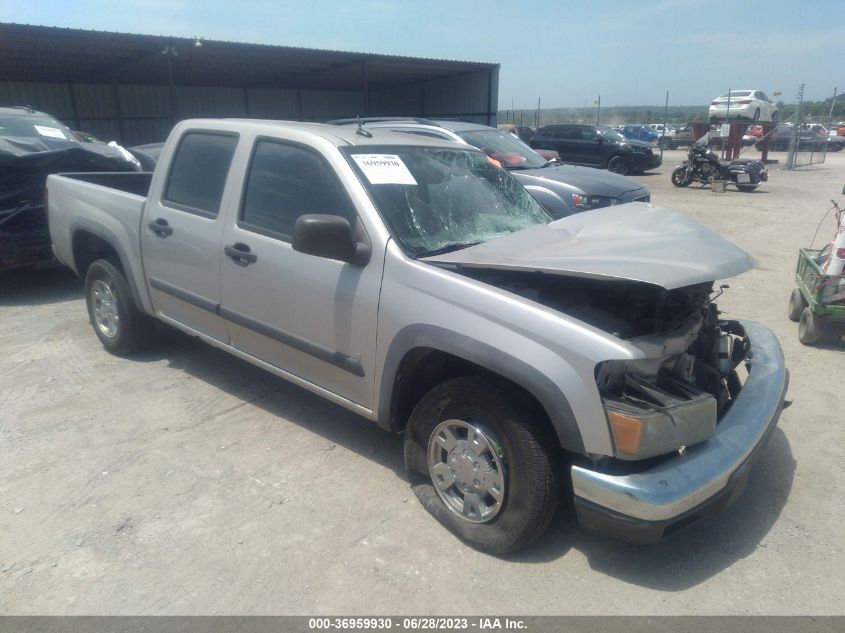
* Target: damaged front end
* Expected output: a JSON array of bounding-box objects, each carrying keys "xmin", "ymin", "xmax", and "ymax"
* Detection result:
[{"xmin": 456, "ymin": 268, "xmax": 751, "ymax": 462}]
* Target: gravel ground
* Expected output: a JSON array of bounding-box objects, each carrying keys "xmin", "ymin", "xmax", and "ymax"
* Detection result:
[{"xmin": 1, "ymin": 149, "xmax": 843, "ymax": 615}]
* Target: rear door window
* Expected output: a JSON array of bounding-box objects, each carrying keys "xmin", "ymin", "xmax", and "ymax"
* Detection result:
[
  {"xmin": 239, "ymin": 140, "xmax": 356, "ymax": 241},
  {"xmin": 164, "ymin": 132, "xmax": 238, "ymax": 217}
]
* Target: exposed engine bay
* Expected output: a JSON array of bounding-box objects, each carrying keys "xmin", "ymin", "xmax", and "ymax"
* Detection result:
[{"xmin": 460, "ymin": 268, "xmax": 752, "ymax": 461}]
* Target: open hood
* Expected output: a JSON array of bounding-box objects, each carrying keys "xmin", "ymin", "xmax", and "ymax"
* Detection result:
[{"xmin": 422, "ymin": 203, "xmax": 756, "ymax": 290}]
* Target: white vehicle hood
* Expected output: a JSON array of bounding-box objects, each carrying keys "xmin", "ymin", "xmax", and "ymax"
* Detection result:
[{"xmin": 422, "ymin": 203, "xmax": 756, "ymax": 290}]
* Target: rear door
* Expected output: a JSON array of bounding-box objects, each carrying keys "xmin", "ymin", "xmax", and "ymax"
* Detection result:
[
  {"xmin": 218, "ymin": 137, "xmax": 382, "ymax": 408},
  {"xmin": 141, "ymin": 130, "xmax": 239, "ymax": 341}
]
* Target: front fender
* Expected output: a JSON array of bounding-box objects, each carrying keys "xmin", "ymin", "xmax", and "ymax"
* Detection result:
[{"xmin": 378, "ymin": 324, "xmax": 585, "ymax": 453}]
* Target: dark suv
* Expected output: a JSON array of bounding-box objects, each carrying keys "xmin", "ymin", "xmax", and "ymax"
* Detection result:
[{"xmin": 530, "ymin": 124, "xmax": 661, "ymax": 175}]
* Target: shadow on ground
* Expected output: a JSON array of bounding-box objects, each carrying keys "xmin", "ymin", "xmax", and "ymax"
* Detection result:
[
  {"xmin": 7, "ymin": 266, "xmax": 797, "ymax": 589},
  {"xmin": 0, "ymin": 266, "xmax": 82, "ymax": 307},
  {"xmin": 133, "ymin": 327, "xmax": 795, "ymax": 590}
]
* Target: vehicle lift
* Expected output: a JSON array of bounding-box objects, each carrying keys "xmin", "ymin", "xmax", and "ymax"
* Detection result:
[{"xmin": 690, "ymin": 122, "xmax": 778, "ymax": 162}]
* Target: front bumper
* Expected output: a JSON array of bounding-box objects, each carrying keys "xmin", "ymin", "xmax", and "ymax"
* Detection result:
[
  {"xmin": 631, "ymin": 153, "xmax": 662, "ymax": 171},
  {"xmin": 571, "ymin": 320, "xmax": 788, "ymax": 544}
]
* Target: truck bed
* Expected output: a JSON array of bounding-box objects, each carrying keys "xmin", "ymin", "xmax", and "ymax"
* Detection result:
[{"xmin": 47, "ymin": 172, "xmax": 154, "ymax": 311}]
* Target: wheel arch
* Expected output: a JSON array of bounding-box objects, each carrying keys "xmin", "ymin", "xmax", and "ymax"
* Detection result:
[
  {"xmin": 71, "ymin": 227, "xmax": 145, "ymax": 311},
  {"xmin": 377, "ymin": 325, "xmax": 585, "ymax": 454}
]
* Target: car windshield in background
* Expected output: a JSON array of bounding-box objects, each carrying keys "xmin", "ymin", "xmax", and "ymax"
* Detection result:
[
  {"xmin": 344, "ymin": 147, "xmax": 551, "ymax": 257},
  {"xmin": 455, "ymin": 129, "xmax": 548, "ymax": 169},
  {"xmin": 597, "ymin": 126, "xmax": 625, "ymax": 142},
  {"xmin": 0, "ymin": 114, "xmax": 75, "ymax": 142}
]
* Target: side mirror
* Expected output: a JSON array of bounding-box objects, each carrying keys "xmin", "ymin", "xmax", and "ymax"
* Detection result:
[{"xmin": 292, "ymin": 214, "xmax": 370, "ymax": 266}]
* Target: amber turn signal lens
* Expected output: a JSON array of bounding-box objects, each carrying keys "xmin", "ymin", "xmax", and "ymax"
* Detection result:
[{"xmin": 608, "ymin": 411, "xmax": 643, "ymax": 456}]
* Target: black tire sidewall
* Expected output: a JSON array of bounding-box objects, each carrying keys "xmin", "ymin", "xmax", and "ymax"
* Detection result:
[
  {"xmin": 799, "ymin": 307, "xmax": 821, "ymax": 345},
  {"xmin": 788, "ymin": 289, "xmax": 805, "ymax": 322},
  {"xmin": 85, "ymin": 259, "xmax": 145, "ymax": 355},
  {"xmin": 607, "ymin": 155, "xmax": 629, "ymax": 175},
  {"xmin": 404, "ymin": 376, "xmax": 558, "ymax": 554}
]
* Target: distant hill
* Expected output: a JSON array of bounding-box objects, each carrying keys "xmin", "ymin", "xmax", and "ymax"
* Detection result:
[{"xmin": 499, "ymin": 97, "xmax": 845, "ymax": 127}]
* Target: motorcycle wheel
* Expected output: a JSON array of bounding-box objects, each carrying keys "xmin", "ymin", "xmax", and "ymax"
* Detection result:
[
  {"xmin": 671, "ymin": 166, "xmax": 693, "ymax": 187},
  {"xmin": 736, "ymin": 184, "xmax": 758, "ymax": 192}
]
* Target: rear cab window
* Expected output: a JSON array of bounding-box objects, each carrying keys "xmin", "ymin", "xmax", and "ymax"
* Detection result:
[{"xmin": 163, "ymin": 131, "xmax": 239, "ymax": 218}]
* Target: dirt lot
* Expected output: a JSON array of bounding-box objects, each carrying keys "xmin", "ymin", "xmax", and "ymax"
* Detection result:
[{"xmin": 2, "ymin": 149, "xmax": 843, "ymax": 615}]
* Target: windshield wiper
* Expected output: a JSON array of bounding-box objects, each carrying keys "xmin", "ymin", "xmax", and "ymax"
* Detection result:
[{"xmin": 417, "ymin": 241, "xmax": 482, "ymax": 258}]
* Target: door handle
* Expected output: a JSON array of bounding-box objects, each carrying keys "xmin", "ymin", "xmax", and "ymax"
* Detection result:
[
  {"xmin": 224, "ymin": 243, "xmax": 257, "ymax": 266},
  {"xmin": 148, "ymin": 218, "xmax": 173, "ymax": 237}
]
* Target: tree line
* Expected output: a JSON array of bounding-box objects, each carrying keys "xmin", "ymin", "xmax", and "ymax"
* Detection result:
[{"xmin": 499, "ymin": 97, "xmax": 845, "ymax": 128}]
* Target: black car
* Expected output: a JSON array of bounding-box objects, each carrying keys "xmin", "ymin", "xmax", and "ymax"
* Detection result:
[
  {"xmin": 755, "ymin": 126, "xmax": 845, "ymax": 152},
  {"xmin": 530, "ymin": 124, "xmax": 661, "ymax": 175},
  {"xmin": 0, "ymin": 106, "xmax": 140, "ymax": 271}
]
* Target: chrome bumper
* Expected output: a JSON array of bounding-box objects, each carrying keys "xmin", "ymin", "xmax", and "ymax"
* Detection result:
[{"xmin": 572, "ymin": 320, "xmax": 788, "ymax": 531}]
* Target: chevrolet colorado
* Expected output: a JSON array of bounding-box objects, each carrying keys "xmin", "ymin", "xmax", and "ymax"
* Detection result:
[{"xmin": 47, "ymin": 119, "xmax": 788, "ymax": 553}]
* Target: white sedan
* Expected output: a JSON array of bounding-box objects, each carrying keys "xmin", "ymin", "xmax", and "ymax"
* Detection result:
[{"xmin": 709, "ymin": 90, "xmax": 779, "ymax": 124}]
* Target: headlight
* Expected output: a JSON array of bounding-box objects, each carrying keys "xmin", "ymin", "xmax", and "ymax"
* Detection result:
[
  {"xmin": 571, "ymin": 193, "xmax": 617, "ymax": 210},
  {"xmin": 596, "ymin": 362, "xmax": 717, "ymax": 460}
]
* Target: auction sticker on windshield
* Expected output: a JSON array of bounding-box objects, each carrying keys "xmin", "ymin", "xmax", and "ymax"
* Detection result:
[
  {"xmin": 352, "ymin": 154, "xmax": 417, "ymax": 185},
  {"xmin": 34, "ymin": 125, "xmax": 67, "ymax": 140}
]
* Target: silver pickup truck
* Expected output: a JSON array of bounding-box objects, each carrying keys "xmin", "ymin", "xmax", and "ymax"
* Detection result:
[{"xmin": 47, "ymin": 119, "xmax": 788, "ymax": 554}]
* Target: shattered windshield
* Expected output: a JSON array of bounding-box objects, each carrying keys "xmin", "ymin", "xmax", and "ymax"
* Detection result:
[{"xmin": 344, "ymin": 146, "xmax": 551, "ymax": 257}]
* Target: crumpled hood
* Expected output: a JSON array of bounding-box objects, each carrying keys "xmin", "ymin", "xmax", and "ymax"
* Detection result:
[
  {"xmin": 422, "ymin": 203, "xmax": 756, "ymax": 290},
  {"xmin": 514, "ymin": 164, "xmax": 646, "ymax": 197}
]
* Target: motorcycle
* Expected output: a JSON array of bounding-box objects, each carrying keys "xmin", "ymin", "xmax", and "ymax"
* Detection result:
[{"xmin": 671, "ymin": 138, "xmax": 767, "ymax": 192}]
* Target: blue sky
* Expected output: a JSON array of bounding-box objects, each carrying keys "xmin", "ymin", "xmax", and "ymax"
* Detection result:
[{"xmin": 1, "ymin": 0, "xmax": 841, "ymax": 108}]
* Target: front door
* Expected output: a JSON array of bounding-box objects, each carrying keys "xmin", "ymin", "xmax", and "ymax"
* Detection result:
[
  {"xmin": 141, "ymin": 130, "xmax": 240, "ymax": 342},
  {"xmin": 218, "ymin": 138, "xmax": 381, "ymax": 409}
]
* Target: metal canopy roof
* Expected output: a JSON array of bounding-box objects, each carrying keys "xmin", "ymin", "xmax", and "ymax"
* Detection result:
[{"xmin": 0, "ymin": 23, "xmax": 498, "ymax": 91}]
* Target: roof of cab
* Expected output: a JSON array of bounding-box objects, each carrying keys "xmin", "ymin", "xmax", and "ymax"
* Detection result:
[{"xmin": 217, "ymin": 118, "xmax": 468, "ymax": 149}]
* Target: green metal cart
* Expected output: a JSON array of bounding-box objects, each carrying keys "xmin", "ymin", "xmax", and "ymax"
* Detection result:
[{"xmin": 788, "ymin": 247, "xmax": 845, "ymax": 344}]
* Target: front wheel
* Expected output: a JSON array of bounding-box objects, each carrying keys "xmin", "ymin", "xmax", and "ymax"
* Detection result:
[
  {"xmin": 753, "ymin": 108, "xmax": 761, "ymax": 122},
  {"xmin": 606, "ymin": 155, "xmax": 630, "ymax": 175},
  {"xmin": 798, "ymin": 307, "xmax": 824, "ymax": 345},
  {"xmin": 658, "ymin": 137, "xmax": 673, "ymax": 150},
  {"xmin": 85, "ymin": 259, "xmax": 154, "ymax": 355},
  {"xmin": 771, "ymin": 111, "xmax": 779, "ymax": 126},
  {"xmin": 671, "ymin": 165, "xmax": 693, "ymax": 187},
  {"xmin": 736, "ymin": 184, "xmax": 758, "ymax": 192},
  {"xmin": 404, "ymin": 376, "xmax": 559, "ymax": 554}
]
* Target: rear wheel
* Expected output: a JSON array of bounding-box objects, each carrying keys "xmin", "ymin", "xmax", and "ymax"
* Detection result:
[
  {"xmin": 788, "ymin": 288, "xmax": 806, "ymax": 322},
  {"xmin": 658, "ymin": 137, "xmax": 674, "ymax": 150},
  {"xmin": 404, "ymin": 376, "xmax": 559, "ymax": 554},
  {"xmin": 771, "ymin": 111, "xmax": 779, "ymax": 126},
  {"xmin": 798, "ymin": 307, "xmax": 823, "ymax": 345},
  {"xmin": 753, "ymin": 108, "xmax": 761, "ymax": 123},
  {"xmin": 85, "ymin": 259, "xmax": 154, "ymax": 355},
  {"xmin": 606, "ymin": 155, "xmax": 630, "ymax": 175}
]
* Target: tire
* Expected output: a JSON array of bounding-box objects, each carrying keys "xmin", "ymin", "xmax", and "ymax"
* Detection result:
[
  {"xmin": 771, "ymin": 111, "xmax": 779, "ymax": 126},
  {"xmin": 753, "ymin": 108, "xmax": 760, "ymax": 123},
  {"xmin": 798, "ymin": 307, "xmax": 823, "ymax": 345},
  {"xmin": 671, "ymin": 165, "xmax": 693, "ymax": 187},
  {"xmin": 788, "ymin": 288, "xmax": 806, "ymax": 322},
  {"xmin": 404, "ymin": 376, "xmax": 559, "ymax": 555},
  {"xmin": 658, "ymin": 137, "xmax": 674, "ymax": 150},
  {"xmin": 606, "ymin": 155, "xmax": 630, "ymax": 175},
  {"xmin": 85, "ymin": 258, "xmax": 154, "ymax": 355},
  {"xmin": 736, "ymin": 184, "xmax": 758, "ymax": 192}
]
